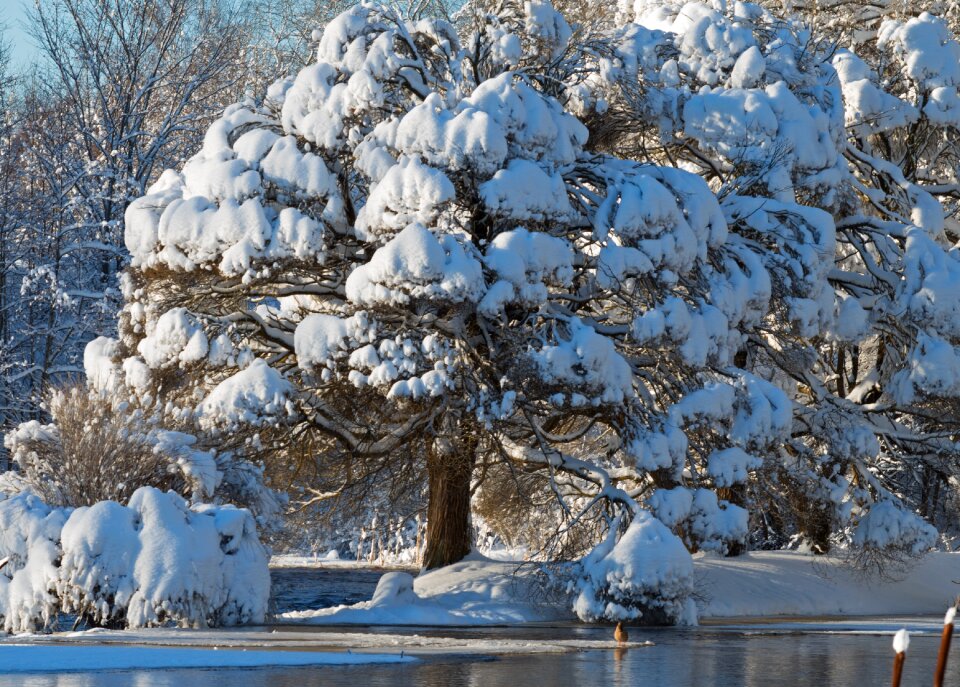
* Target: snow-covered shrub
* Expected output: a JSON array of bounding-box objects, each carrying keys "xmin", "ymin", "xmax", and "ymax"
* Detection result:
[
  {"xmin": 3, "ymin": 381, "xmax": 281, "ymax": 528},
  {"xmin": 3, "ymin": 385, "xmax": 174, "ymax": 506},
  {"xmin": 573, "ymin": 512, "xmax": 695, "ymax": 625},
  {"xmin": 0, "ymin": 487, "xmax": 268, "ymax": 634},
  {"xmin": 0, "ymin": 493, "xmax": 69, "ymax": 633},
  {"xmin": 57, "ymin": 487, "xmax": 269, "ymax": 629}
]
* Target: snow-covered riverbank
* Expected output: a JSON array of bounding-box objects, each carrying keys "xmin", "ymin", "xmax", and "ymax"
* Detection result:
[
  {"xmin": 275, "ymin": 550, "xmax": 960, "ymax": 625},
  {"xmin": 695, "ymin": 551, "xmax": 960, "ymax": 618}
]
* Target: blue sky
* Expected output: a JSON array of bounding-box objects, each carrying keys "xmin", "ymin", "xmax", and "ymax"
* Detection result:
[{"xmin": 2, "ymin": 0, "xmax": 41, "ymax": 71}]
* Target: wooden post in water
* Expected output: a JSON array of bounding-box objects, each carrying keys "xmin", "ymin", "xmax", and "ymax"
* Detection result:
[
  {"xmin": 933, "ymin": 605, "xmax": 956, "ymax": 687},
  {"xmin": 891, "ymin": 629, "xmax": 909, "ymax": 687}
]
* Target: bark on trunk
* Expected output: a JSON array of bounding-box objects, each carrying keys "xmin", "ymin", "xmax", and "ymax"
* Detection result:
[{"xmin": 422, "ymin": 434, "xmax": 476, "ymax": 570}]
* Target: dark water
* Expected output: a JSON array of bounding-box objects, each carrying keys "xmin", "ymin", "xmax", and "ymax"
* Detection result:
[
  {"xmin": 269, "ymin": 567, "xmax": 389, "ymax": 613},
  {"xmin": 5, "ymin": 568, "xmax": 960, "ymax": 687}
]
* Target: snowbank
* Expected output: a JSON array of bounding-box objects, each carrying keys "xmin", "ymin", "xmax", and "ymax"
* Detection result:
[
  {"xmin": 0, "ymin": 644, "xmax": 413, "ymax": 672},
  {"xmin": 695, "ymin": 550, "xmax": 960, "ymax": 618},
  {"xmin": 282, "ymin": 558, "xmax": 572, "ymax": 625},
  {"xmin": 280, "ymin": 550, "xmax": 960, "ymax": 627}
]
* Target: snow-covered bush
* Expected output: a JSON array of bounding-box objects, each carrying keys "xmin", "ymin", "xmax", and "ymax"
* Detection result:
[
  {"xmin": 58, "ymin": 487, "xmax": 269, "ymax": 629},
  {"xmin": 0, "ymin": 487, "xmax": 268, "ymax": 633},
  {"xmin": 3, "ymin": 385, "xmax": 175, "ymax": 506},
  {"xmin": 0, "ymin": 493, "xmax": 68, "ymax": 633},
  {"xmin": 3, "ymin": 380, "xmax": 282, "ymax": 528},
  {"xmin": 573, "ymin": 512, "xmax": 696, "ymax": 625}
]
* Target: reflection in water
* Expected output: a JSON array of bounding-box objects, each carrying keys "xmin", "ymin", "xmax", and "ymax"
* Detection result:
[{"xmin": 5, "ymin": 631, "xmax": 959, "ymax": 687}]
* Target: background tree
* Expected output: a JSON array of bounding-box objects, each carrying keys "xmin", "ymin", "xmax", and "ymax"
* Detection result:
[
  {"xmin": 584, "ymin": 0, "xmax": 960, "ymax": 556},
  {"xmin": 0, "ymin": 0, "xmax": 252, "ymax": 454}
]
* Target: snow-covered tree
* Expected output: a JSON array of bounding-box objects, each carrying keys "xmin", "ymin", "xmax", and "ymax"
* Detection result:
[
  {"xmin": 585, "ymin": 0, "xmax": 960, "ymax": 554},
  {"xmin": 0, "ymin": 0, "xmax": 250, "ymax": 444},
  {"xmin": 80, "ymin": 0, "xmax": 786, "ymax": 590}
]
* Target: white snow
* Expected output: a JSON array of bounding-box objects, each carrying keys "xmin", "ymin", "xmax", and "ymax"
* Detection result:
[
  {"xmin": 83, "ymin": 336, "xmax": 122, "ymax": 393},
  {"xmin": 294, "ymin": 314, "xmax": 350, "ymax": 371},
  {"xmin": 695, "ymin": 551, "xmax": 960, "ymax": 618},
  {"xmin": 2, "ymin": 626, "xmax": 652, "ymax": 656},
  {"xmin": 138, "ymin": 307, "xmax": 208, "ymax": 369},
  {"xmin": 278, "ymin": 550, "xmax": 960, "ymax": 626},
  {"xmin": 355, "ymin": 157, "xmax": 455, "ymax": 241},
  {"xmin": 283, "ymin": 559, "xmax": 567, "ymax": 625},
  {"xmin": 479, "ymin": 159, "xmax": 575, "ymax": 222},
  {"xmin": 851, "ymin": 500, "xmax": 938, "ymax": 554},
  {"xmin": 0, "ymin": 493, "xmax": 68, "ymax": 633},
  {"xmin": 893, "ymin": 628, "xmax": 910, "ymax": 653},
  {"xmin": 706, "ymin": 447, "xmax": 761, "ymax": 487},
  {"xmin": 482, "ymin": 227, "xmax": 573, "ymax": 312},
  {"xmin": 528, "ymin": 318, "xmax": 634, "ymax": 405},
  {"xmin": 345, "ymin": 223, "xmax": 485, "ymax": 307},
  {"xmin": 197, "ymin": 359, "xmax": 294, "ymax": 429},
  {"xmin": 832, "ymin": 50, "xmax": 917, "ymax": 133},
  {"xmin": 878, "ymin": 13, "xmax": 960, "ymax": 91}
]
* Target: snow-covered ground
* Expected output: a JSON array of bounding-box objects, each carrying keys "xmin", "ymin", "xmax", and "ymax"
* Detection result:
[
  {"xmin": 277, "ymin": 550, "xmax": 960, "ymax": 626},
  {"xmin": 0, "ymin": 644, "xmax": 413, "ymax": 672},
  {"xmin": 695, "ymin": 551, "xmax": 960, "ymax": 618},
  {"xmin": 270, "ymin": 552, "xmax": 390, "ymax": 569},
  {"xmin": 281, "ymin": 559, "xmax": 570, "ymax": 625}
]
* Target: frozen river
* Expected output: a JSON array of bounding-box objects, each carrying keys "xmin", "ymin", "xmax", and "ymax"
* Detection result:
[{"xmin": 3, "ymin": 567, "xmax": 957, "ymax": 687}]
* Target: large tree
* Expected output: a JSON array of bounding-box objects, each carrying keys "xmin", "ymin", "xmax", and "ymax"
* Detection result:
[
  {"xmin": 76, "ymin": 0, "xmax": 793, "ymax": 578},
  {"xmin": 587, "ymin": 0, "xmax": 960, "ymax": 553}
]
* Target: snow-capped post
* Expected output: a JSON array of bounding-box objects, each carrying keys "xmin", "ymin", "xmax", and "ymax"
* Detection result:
[
  {"xmin": 891, "ymin": 629, "xmax": 909, "ymax": 687},
  {"xmin": 934, "ymin": 604, "xmax": 957, "ymax": 687}
]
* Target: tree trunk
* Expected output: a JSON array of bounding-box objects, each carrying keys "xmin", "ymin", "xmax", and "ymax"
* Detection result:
[
  {"xmin": 422, "ymin": 432, "xmax": 477, "ymax": 570},
  {"xmin": 718, "ymin": 484, "xmax": 747, "ymax": 557}
]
